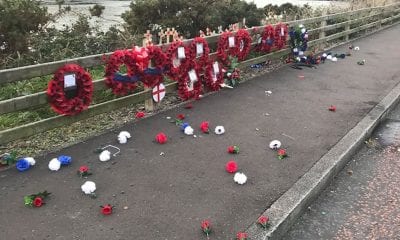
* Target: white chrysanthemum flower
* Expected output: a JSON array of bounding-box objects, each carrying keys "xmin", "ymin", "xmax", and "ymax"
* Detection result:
[
  {"xmin": 326, "ymin": 55, "xmax": 332, "ymax": 60},
  {"xmin": 293, "ymin": 47, "xmax": 298, "ymax": 53},
  {"xmin": 81, "ymin": 181, "xmax": 96, "ymax": 195},
  {"xmin": 214, "ymin": 126, "xmax": 225, "ymax": 135},
  {"xmin": 301, "ymin": 28, "xmax": 306, "ymax": 34},
  {"xmin": 119, "ymin": 131, "xmax": 131, "ymax": 139},
  {"xmin": 269, "ymin": 140, "xmax": 282, "ymax": 150},
  {"xmin": 99, "ymin": 150, "xmax": 111, "ymax": 162},
  {"xmin": 299, "ymin": 51, "xmax": 304, "ymax": 56},
  {"xmin": 322, "ymin": 53, "xmax": 327, "ymax": 58},
  {"xmin": 332, "ymin": 57, "xmax": 338, "ymax": 62},
  {"xmin": 295, "ymin": 57, "xmax": 301, "ymax": 62},
  {"xmin": 354, "ymin": 46, "xmax": 360, "ymax": 51},
  {"xmin": 25, "ymin": 157, "xmax": 36, "ymax": 166},
  {"xmin": 48, "ymin": 158, "xmax": 61, "ymax": 171},
  {"xmin": 184, "ymin": 126, "xmax": 194, "ymax": 135},
  {"xmin": 234, "ymin": 172, "xmax": 247, "ymax": 185}
]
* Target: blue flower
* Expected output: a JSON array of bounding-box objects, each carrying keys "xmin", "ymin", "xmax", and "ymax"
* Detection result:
[
  {"xmin": 16, "ymin": 159, "xmax": 30, "ymax": 172},
  {"xmin": 180, "ymin": 122, "xmax": 190, "ymax": 131},
  {"xmin": 58, "ymin": 155, "xmax": 72, "ymax": 165}
]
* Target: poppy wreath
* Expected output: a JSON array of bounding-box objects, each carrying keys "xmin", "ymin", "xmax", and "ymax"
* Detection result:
[
  {"xmin": 166, "ymin": 41, "xmax": 190, "ymax": 81},
  {"xmin": 289, "ymin": 24, "xmax": 308, "ymax": 56},
  {"xmin": 104, "ymin": 50, "xmax": 140, "ymax": 96},
  {"xmin": 274, "ymin": 23, "xmax": 289, "ymax": 50},
  {"xmin": 235, "ymin": 29, "xmax": 252, "ymax": 61},
  {"xmin": 188, "ymin": 37, "xmax": 210, "ymax": 69},
  {"xmin": 177, "ymin": 59, "xmax": 202, "ymax": 101},
  {"xmin": 217, "ymin": 31, "xmax": 238, "ymax": 65},
  {"xmin": 203, "ymin": 60, "xmax": 225, "ymax": 91},
  {"xmin": 142, "ymin": 45, "xmax": 167, "ymax": 88},
  {"xmin": 258, "ymin": 25, "xmax": 275, "ymax": 53},
  {"xmin": 47, "ymin": 64, "xmax": 93, "ymax": 116}
]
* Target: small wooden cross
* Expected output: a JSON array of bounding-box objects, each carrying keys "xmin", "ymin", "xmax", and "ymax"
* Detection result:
[
  {"xmin": 143, "ymin": 30, "xmax": 153, "ymax": 47},
  {"xmin": 158, "ymin": 30, "xmax": 165, "ymax": 45},
  {"xmin": 165, "ymin": 27, "xmax": 172, "ymax": 43},
  {"xmin": 206, "ymin": 27, "xmax": 212, "ymax": 36},
  {"xmin": 199, "ymin": 30, "xmax": 205, "ymax": 37}
]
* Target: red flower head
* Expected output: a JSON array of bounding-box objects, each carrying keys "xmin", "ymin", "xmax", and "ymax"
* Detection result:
[
  {"xmin": 101, "ymin": 204, "xmax": 113, "ymax": 215},
  {"xmin": 227, "ymin": 145, "xmax": 240, "ymax": 154},
  {"xmin": 201, "ymin": 220, "xmax": 211, "ymax": 236},
  {"xmin": 200, "ymin": 121, "xmax": 209, "ymax": 133},
  {"xmin": 33, "ymin": 197, "xmax": 43, "ymax": 207},
  {"xmin": 79, "ymin": 165, "xmax": 89, "ymax": 173},
  {"xmin": 258, "ymin": 215, "xmax": 270, "ymax": 229},
  {"xmin": 155, "ymin": 132, "xmax": 167, "ymax": 144},
  {"xmin": 177, "ymin": 114, "xmax": 185, "ymax": 120},
  {"xmin": 329, "ymin": 105, "xmax": 336, "ymax": 112},
  {"xmin": 277, "ymin": 149, "xmax": 287, "ymax": 159},
  {"xmin": 135, "ymin": 111, "xmax": 145, "ymax": 119},
  {"xmin": 237, "ymin": 232, "xmax": 248, "ymax": 240},
  {"xmin": 225, "ymin": 160, "xmax": 238, "ymax": 173}
]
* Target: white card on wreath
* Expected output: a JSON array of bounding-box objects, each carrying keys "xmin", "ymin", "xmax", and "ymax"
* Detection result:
[
  {"xmin": 196, "ymin": 43, "xmax": 204, "ymax": 56},
  {"xmin": 188, "ymin": 69, "xmax": 198, "ymax": 82},
  {"xmin": 213, "ymin": 61, "xmax": 220, "ymax": 74},
  {"xmin": 177, "ymin": 47, "xmax": 186, "ymax": 59},
  {"xmin": 212, "ymin": 73, "xmax": 217, "ymax": 83},
  {"xmin": 239, "ymin": 40, "xmax": 244, "ymax": 51},
  {"xmin": 228, "ymin": 36, "xmax": 235, "ymax": 48},
  {"xmin": 281, "ymin": 27, "xmax": 285, "ymax": 36},
  {"xmin": 64, "ymin": 74, "xmax": 76, "ymax": 88}
]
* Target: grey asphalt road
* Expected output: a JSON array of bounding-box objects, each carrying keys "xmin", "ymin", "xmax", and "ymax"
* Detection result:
[
  {"xmin": 283, "ymin": 100, "xmax": 400, "ymax": 240},
  {"xmin": 1, "ymin": 25, "xmax": 400, "ymax": 240}
]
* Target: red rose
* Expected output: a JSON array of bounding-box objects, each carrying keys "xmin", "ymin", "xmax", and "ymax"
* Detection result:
[
  {"xmin": 101, "ymin": 204, "xmax": 113, "ymax": 215},
  {"xmin": 227, "ymin": 145, "xmax": 239, "ymax": 154},
  {"xmin": 177, "ymin": 114, "xmax": 185, "ymax": 120},
  {"xmin": 329, "ymin": 105, "xmax": 336, "ymax": 112},
  {"xmin": 237, "ymin": 232, "xmax": 248, "ymax": 240},
  {"xmin": 258, "ymin": 215, "xmax": 269, "ymax": 228},
  {"xmin": 277, "ymin": 149, "xmax": 286, "ymax": 156},
  {"xmin": 200, "ymin": 121, "xmax": 209, "ymax": 133},
  {"xmin": 201, "ymin": 220, "xmax": 211, "ymax": 235},
  {"xmin": 79, "ymin": 165, "xmax": 89, "ymax": 173},
  {"xmin": 155, "ymin": 132, "xmax": 167, "ymax": 144},
  {"xmin": 33, "ymin": 197, "xmax": 43, "ymax": 207},
  {"xmin": 135, "ymin": 111, "xmax": 145, "ymax": 118},
  {"xmin": 225, "ymin": 160, "xmax": 238, "ymax": 173}
]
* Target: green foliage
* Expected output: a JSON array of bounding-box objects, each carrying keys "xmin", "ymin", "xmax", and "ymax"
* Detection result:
[{"xmin": 122, "ymin": 0, "xmax": 264, "ymax": 38}]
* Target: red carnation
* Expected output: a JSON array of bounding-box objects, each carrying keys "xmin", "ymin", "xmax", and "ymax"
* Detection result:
[
  {"xmin": 33, "ymin": 197, "xmax": 43, "ymax": 207},
  {"xmin": 101, "ymin": 204, "xmax": 113, "ymax": 215},
  {"xmin": 200, "ymin": 121, "xmax": 209, "ymax": 133},
  {"xmin": 225, "ymin": 160, "xmax": 238, "ymax": 173},
  {"xmin": 177, "ymin": 114, "xmax": 185, "ymax": 120},
  {"xmin": 201, "ymin": 220, "xmax": 211, "ymax": 237},
  {"xmin": 237, "ymin": 232, "xmax": 248, "ymax": 240},
  {"xmin": 155, "ymin": 132, "xmax": 167, "ymax": 144},
  {"xmin": 329, "ymin": 105, "xmax": 336, "ymax": 112},
  {"xmin": 135, "ymin": 111, "xmax": 145, "ymax": 118},
  {"xmin": 277, "ymin": 149, "xmax": 287, "ymax": 159},
  {"xmin": 257, "ymin": 215, "xmax": 270, "ymax": 229},
  {"xmin": 227, "ymin": 145, "xmax": 240, "ymax": 154}
]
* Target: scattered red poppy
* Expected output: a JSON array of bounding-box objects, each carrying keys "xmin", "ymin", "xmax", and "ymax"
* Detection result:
[
  {"xmin": 257, "ymin": 215, "xmax": 270, "ymax": 229},
  {"xmin": 277, "ymin": 149, "xmax": 287, "ymax": 159},
  {"xmin": 227, "ymin": 145, "xmax": 240, "ymax": 154},
  {"xmin": 201, "ymin": 220, "xmax": 211, "ymax": 237},
  {"xmin": 200, "ymin": 121, "xmax": 209, "ymax": 133},
  {"xmin": 101, "ymin": 204, "xmax": 113, "ymax": 215},
  {"xmin": 135, "ymin": 111, "xmax": 145, "ymax": 118},
  {"xmin": 155, "ymin": 132, "xmax": 167, "ymax": 144},
  {"xmin": 237, "ymin": 232, "xmax": 248, "ymax": 240},
  {"xmin": 329, "ymin": 105, "xmax": 336, "ymax": 112},
  {"xmin": 184, "ymin": 103, "xmax": 193, "ymax": 109},
  {"xmin": 33, "ymin": 197, "xmax": 43, "ymax": 207},
  {"xmin": 177, "ymin": 114, "xmax": 185, "ymax": 120},
  {"xmin": 225, "ymin": 160, "xmax": 238, "ymax": 173},
  {"xmin": 79, "ymin": 165, "xmax": 89, "ymax": 173}
]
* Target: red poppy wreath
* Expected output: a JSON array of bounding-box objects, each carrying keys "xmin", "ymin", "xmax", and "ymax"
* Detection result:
[
  {"xmin": 274, "ymin": 23, "xmax": 288, "ymax": 50},
  {"xmin": 47, "ymin": 64, "xmax": 93, "ymax": 116},
  {"xmin": 235, "ymin": 29, "xmax": 252, "ymax": 61},
  {"xmin": 258, "ymin": 24, "xmax": 275, "ymax": 53},
  {"xmin": 104, "ymin": 49, "xmax": 140, "ymax": 96},
  {"xmin": 203, "ymin": 60, "xmax": 224, "ymax": 91},
  {"xmin": 217, "ymin": 31, "xmax": 238, "ymax": 65},
  {"xmin": 142, "ymin": 45, "xmax": 167, "ymax": 88},
  {"xmin": 188, "ymin": 37, "xmax": 210, "ymax": 69},
  {"xmin": 166, "ymin": 41, "xmax": 190, "ymax": 81},
  {"xmin": 177, "ymin": 59, "xmax": 202, "ymax": 101}
]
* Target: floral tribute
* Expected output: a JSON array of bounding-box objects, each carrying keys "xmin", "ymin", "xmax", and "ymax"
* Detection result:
[
  {"xmin": 277, "ymin": 149, "xmax": 287, "ymax": 160},
  {"xmin": 224, "ymin": 57, "xmax": 241, "ymax": 87},
  {"xmin": 225, "ymin": 160, "xmax": 238, "ymax": 173},
  {"xmin": 201, "ymin": 220, "xmax": 212, "ymax": 239},
  {"xmin": 258, "ymin": 25, "xmax": 275, "ymax": 53},
  {"xmin": 100, "ymin": 204, "xmax": 114, "ymax": 215},
  {"xmin": 189, "ymin": 37, "xmax": 210, "ymax": 68},
  {"xmin": 204, "ymin": 60, "xmax": 225, "ymax": 91},
  {"xmin": 289, "ymin": 24, "xmax": 308, "ymax": 58},
  {"xmin": 235, "ymin": 29, "xmax": 252, "ymax": 61},
  {"xmin": 47, "ymin": 64, "xmax": 93, "ymax": 116},
  {"xmin": 104, "ymin": 50, "xmax": 140, "ymax": 96},
  {"xmin": 155, "ymin": 132, "xmax": 168, "ymax": 144},
  {"xmin": 227, "ymin": 145, "xmax": 240, "ymax": 154},
  {"xmin": 77, "ymin": 165, "xmax": 92, "ymax": 178},
  {"xmin": 177, "ymin": 59, "xmax": 202, "ymax": 101},
  {"xmin": 16, "ymin": 157, "xmax": 35, "ymax": 172},
  {"xmin": 217, "ymin": 31, "xmax": 238, "ymax": 65},
  {"xmin": 200, "ymin": 121, "xmax": 210, "ymax": 133},
  {"xmin": 257, "ymin": 215, "xmax": 270, "ymax": 229},
  {"xmin": 142, "ymin": 45, "xmax": 167, "ymax": 88},
  {"xmin": 0, "ymin": 152, "xmax": 17, "ymax": 167},
  {"xmin": 166, "ymin": 41, "xmax": 190, "ymax": 81},
  {"xmin": 24, "ymin": 191, "xmax": 51, "ymax": 207},
  {"xmin": 274, "ymin": 23, "xmax": 289, "ymax": 50}
]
